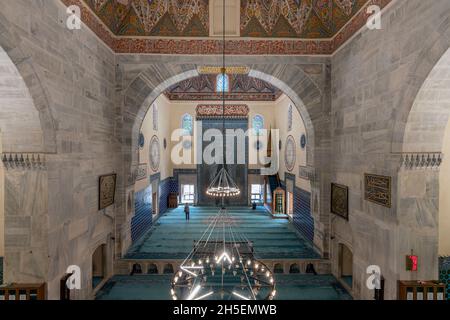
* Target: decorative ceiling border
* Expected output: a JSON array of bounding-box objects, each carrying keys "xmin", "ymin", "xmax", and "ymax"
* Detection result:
[{"xmin": 61, "ymin": 0, "xmax": 392, "ymax": 55}]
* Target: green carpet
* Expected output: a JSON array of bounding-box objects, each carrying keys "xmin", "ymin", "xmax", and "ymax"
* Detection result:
[
  {"xmin": 125, "ymin": 206, "xmax": 320, "ymax": 260},
  {"xmin": 96, "ymin": 274, "xmax": 352, "ymax": 300}
]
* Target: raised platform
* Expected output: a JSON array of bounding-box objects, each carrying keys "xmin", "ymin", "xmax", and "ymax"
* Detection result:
[
  {"xmin": 117, "ymin": 206, "xmax": 328, "ymax": 277},
  {"xmin": 124, "ymin": 206, "xmax": 321, "ymax": 260}
]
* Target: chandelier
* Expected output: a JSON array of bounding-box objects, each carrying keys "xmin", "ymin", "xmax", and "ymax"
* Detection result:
[
  {"xmin": 170, "ymin": 209, "xmax": 276, "ymax": 300},
  {"xmin": 206, "ymin": 167, "xmax": 241, "ymax": 197},
  {"xmin": 205, "ymin": 0, "xmax": 240, "ymax": 199}
]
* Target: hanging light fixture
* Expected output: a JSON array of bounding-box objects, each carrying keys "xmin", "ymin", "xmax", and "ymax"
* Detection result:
[
  {"xmin": 206, "ymin": 0, "xmax": 240, "ymax": 199},
  {"xmin": 169, "ymin": 1, "xmax": 275, "ymax": 300},
  {"xmin": 170, "ymin": 208, "xmax": 276, "ymax": 300}
]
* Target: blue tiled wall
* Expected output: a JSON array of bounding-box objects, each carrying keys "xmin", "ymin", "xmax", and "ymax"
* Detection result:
[
  {"xmin": 439, "ymin": 256, "xmax": 450, "ymax": 300},
  {"xmin": 159, "ymin": 177, "xmax": 172, "ymax": 215},
  {"xmin": 293, "ymin": 187, "xmax": 314, "ymax": 243},
  {"xmin": 131, "ymin": 185, "xmax": 152, "ymax": 243}
]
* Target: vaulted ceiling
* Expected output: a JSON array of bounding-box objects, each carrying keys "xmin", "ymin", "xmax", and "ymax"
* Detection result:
[
  {"xmin": 165, "ymin": 74, "xmax": 283, "ymax": 101},
  {"xmin": 61, "ymin": 0, "xmax": 392, "ymax": 54}
]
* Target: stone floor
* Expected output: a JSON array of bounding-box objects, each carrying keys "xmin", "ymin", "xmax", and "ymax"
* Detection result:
[
  {"xmin": 96, "ymin": 274, "xmax": 352, "ymax": 300},
  {"xmin": 125, "ymin": 206, "xmax": 321, "ymax": 260}
]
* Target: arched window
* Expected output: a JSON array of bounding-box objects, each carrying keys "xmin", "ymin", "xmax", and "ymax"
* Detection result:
[
  {"xmin": 216, "ymin": 73, "xmax": 229, "ymax": 92},
  {"xmin": 288, "ymin": 104, "xmax": 293, "ymax": 132},
  {"xmin": 252, "ymin": 114, "xmax": 264, "ymax": 135},
  {"xmin": 181, "ymin": 113, "xmax": 193, "ymax": 135},
  {"xmin": 152, "ymin": 103, "xmax": 158, "ymax": 131}
]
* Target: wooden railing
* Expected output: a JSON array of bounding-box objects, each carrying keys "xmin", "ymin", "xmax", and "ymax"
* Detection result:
[
  {"xmin": 398, "ymin": 280, "xmax": 446, "ymax": 300},
  {"xmin": 0, "ymin": 283, "xmax": 46, "ymax": 300}
]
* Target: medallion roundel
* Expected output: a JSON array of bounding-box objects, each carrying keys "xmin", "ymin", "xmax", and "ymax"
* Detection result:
[
  {"xmin": 285, "ymin": 135, "xmax": 296, "ymax": 172},
  {"xmin": 300, "ymin": 134, "xmax": 307, "ymax": 150},
  {"xmin": 149, "ymin": 135, "xmax": 160, "ymax": 172},
  {"xmin": 138, "ymin": 132, "xmax": 145, "ymax": 149}
]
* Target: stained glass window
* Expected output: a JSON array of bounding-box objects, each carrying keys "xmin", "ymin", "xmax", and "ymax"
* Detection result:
[
  {"xmin": 252, "ymin": 115, "xmax": 264, "ymax": 135},
  {"xmin": 216, "ymin": 73, "xmax": 229, "ymax": 92},
  {"xmin": 181, "ymin": 113, "xmax": 193, "ymax": 135}
]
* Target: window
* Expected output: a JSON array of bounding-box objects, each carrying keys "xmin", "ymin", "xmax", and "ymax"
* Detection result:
[
  {"xmin": 288, "ymin": 104, "xmax": 293, "ymax": 132},
  {"xmin": 252, "ymin": 115, "xmax": 264, "ymax": 135},
  {"xmin": 251, "ymin": 184, "xmax": 263, "ymax": 203},
  {"xmin": 216, "ymin": 73, "xmax": 229, "ymax": 92},
  {"xmin": 152, "ymin": 103, "xmax": 158, "ymax": 131},
  {"xmin": 181, "ymin": 184, "xmax": 195, "ymax": 204},
  {"xmin": 181, "ymin": 113, "xmax": 193, "ymax": 135}
]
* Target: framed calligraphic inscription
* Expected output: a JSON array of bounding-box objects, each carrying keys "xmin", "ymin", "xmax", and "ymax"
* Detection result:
[
  {"xmin": 364, "ymin": 174, "xmax": 391, "ymax": 208},
  {"xmin": 99, "ymin": 173, "xmax": 117, "ymax": 210}
]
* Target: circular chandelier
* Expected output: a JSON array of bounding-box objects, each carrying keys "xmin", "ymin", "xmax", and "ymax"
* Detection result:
[
  {"xmin": 206, "ymin": 167, "xmax": 241, "ymax": 197},
  {"xmin": 170, "ymin": 209, "xmax": 276, "ymax": 300}
]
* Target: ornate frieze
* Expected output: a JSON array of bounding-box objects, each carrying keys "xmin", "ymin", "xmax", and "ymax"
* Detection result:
[
  {"xmin": 2, "ymin": 153, "xmax": 46, "ymax": 170},
  {"xmin": 196, "ymin": 104, "xmax": 249, "ymax": 119},
  {"xmin": 400, "ymin": 153, "xmax": 443, "ymax": 169}
]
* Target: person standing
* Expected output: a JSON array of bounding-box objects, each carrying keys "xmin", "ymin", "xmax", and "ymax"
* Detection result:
[{"xmin": 184, "ymin": 203, "xmax": 190, "ymax": 221}]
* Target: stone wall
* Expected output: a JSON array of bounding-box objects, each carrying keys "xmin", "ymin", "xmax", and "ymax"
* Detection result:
[
  {"xmin": 331, "ymin": 0, "xmax": 450, "ymax": 299},
  {"xmin": 0, "ymin": 0, "xmax": 119, "ymax": 299}
]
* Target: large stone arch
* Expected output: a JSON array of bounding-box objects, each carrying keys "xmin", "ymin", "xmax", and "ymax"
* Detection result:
[
  {"xmin": 120, "ymin": 60, "xmax": 331, "ymax": 256},
  {"xmin": 389, "ymin": 6, "xmax": 450, "ymax": 283},
  {"xmin": 0, "ymin": 11, "xmax": 57, "ymax": 153},
  {"xmin": 391, "ymin": 15, "xmax": 450, "ymax": 153},
  {"xmin": 0, "ymin": 24, "xmax": 57, "ymax": 283},
  {"xmin": 394, "ymin": 46, "xmax": 450, "ymax": 284}
]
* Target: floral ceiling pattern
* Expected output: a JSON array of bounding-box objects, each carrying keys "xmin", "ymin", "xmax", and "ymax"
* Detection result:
[
  {"xmin": 241, "ymin": 0, "xmax": 369, "ymax": 38},
  {"xmin": 83, "ymin": 0, "xmax": 209, "ymax": 36},
  {"xmin": 61, "ymin": 0, "xmax": 392, "ymax": 54}
]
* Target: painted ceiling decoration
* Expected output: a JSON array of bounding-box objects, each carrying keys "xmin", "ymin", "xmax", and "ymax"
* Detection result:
[
  {"xmin": 61, "ymin": 0, "xmax": 392, "ymax": 54},
  {"xmin": 164, "ymin": 74, "xmax": 283, "ymax": 101},
  {"xmin": 83, "ymin": 0, "xmax": 209, "ymax": 36},
  {"xmin": 241, "ymin": 0, "xmax": 368, "ymax": 38}
]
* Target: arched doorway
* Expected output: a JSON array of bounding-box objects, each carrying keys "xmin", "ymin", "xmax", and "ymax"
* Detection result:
[
  {"xmin": 92, "ymin": 244, "xmax": 106, "ymax": 289},
  {"xmin": 119, "ymin": 59, "xmax": 330, "ymax": 259},
  {"xmin": 339, "ymin": 243, "xmax": 353, "ymax": 289}
]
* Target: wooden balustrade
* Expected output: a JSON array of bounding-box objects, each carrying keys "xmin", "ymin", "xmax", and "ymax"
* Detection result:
[{"xmin": 0, "ymin": 283, "xmax": 46, "ymax": 300}]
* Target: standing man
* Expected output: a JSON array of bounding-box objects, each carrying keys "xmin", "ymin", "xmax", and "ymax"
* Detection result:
[{"xmin": 184, "ymin": 203, "xmax": 190, "ymax": 221}]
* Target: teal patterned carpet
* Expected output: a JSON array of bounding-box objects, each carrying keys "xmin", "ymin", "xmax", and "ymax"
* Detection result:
[
  {"xmin": 94, "ymin": 206, "xmax": 352, "ymax": 300},
  {"xmin": 125, "ymin": 206, "xmax": 320, "ymax": 260},
  {"xmin": 96, "ymin": 274, "xmax": 352, "ymax": 300}
]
